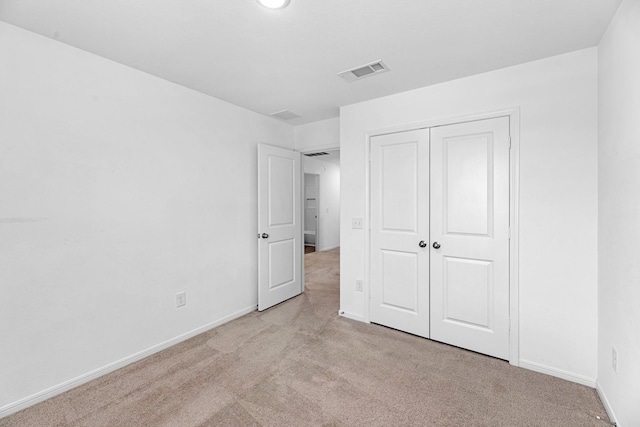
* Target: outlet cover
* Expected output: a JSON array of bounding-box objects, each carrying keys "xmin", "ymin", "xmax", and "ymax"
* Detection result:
[{"xmin": 356, "ymin": 280, "xmax": 364, "ymax": 292}]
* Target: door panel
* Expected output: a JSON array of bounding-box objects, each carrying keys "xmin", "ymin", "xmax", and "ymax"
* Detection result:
[
  {"xmin": 268, "ymin": 155, "xmax": 295, "ymax": 226},
  {"xmin": 258, "ymin": 144, "xmax": 302, "ymax": 311},
  {"xmin": 268, "ymin": 238, "xmax": 295, "ymax": 290},
  {"xmin": 442, "ymin": 256, "xmax": 493, "ymax": 329},
  {"xmin": 445, "ymin": 135, "xmax": 491, "ymax": 236},
  {"xmin": 381, "ymin": 250, "xmax": 418, "ymax": 312},
  {"xmin": 381, "ymin": 142, "xmax": 419, "ymax": 232},
  {"xmin": 370, "ymin": 130, "xmax": 429, "ymax": 338},
  {"xmin": 430, "ymin": 117, "xmax": 510, "ymax": 360}
]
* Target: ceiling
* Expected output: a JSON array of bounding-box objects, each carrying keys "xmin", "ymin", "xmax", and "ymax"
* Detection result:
[{"xmin": 0, "ymin": 0, "xmax": 621, "ymax": 125}]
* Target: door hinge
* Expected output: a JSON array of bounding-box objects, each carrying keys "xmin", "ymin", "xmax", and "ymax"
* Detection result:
[
  {"xmin": 508, "ymin": 137, "xmax": 512, "ymax": 149},
  {"xmin": 508, "ymin": 227, "xmax": 511, "ymax": 239}
]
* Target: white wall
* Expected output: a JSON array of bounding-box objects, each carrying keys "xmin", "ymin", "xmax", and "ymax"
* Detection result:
[
  {"xmin": 597, "ymin": 0, "xmax": 640, "ymax": 424},
  {"xmin": 340, "ymin": 49, "xmax": 599, "ymax": 384},
  {"xmin": 295, "ymin": 117, "xmax": 340, "ymax": 152},
  {"xmin": 303, "ymin": 157, "xmax": 340, "ymax": 251},
  {"xmin": 0, "ymin": 22, "xmax": 294, "ymax": 414}
]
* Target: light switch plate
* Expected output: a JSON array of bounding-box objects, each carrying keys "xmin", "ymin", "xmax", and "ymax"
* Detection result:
[{"xmin": 176, "ymin": 291, "xmax": 186, "ymax": 308}]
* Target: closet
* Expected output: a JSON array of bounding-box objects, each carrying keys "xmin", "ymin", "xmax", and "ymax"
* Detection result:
[{"xmin": 369, "ymin": 116, "xmax": 510, "ymax": 360}]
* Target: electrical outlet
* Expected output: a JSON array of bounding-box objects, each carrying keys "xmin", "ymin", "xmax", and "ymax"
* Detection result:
[
  {"xmin": 176, "ymin": 291, "xmax": 186, "ymax": 308},
  {"xmin": 612, "ymin": 347, "xmax": 618, "ymax": 373},
  {"xmin": 356, "ymin": 280, "xmax": 364, "ymax": 292},
  {"xmin": 352, "ymin": 218, "xmax": 363, "ymax": 229}
]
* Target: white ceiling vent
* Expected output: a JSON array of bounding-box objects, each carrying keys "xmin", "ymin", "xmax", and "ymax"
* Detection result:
[
  {"xmin": 338, "ymin": 60, "xmax": 390, "ymax": 82},
  {"xmin": 270, "ymin": 110, "xmax": 301, "ymax": 120}
]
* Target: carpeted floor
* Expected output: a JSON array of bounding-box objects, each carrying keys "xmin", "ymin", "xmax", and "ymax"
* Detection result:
[{"xmin": 2, "ymin": 247, "xmax": 611, "ymax": 426}]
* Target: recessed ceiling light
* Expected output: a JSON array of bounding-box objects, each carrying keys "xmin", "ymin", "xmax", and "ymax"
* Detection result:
[{"xmin": 256, "ymin": 0, "xmax": 291, "ymax": 9}]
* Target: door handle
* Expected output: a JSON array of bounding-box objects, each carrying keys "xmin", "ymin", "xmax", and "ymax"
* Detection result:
[
  {"xmin": 418, "ymin": 241, "xmax": 427, "ymax": 248},
  {"xmin": 432, "ymin": 242, "xmax": 441, "ymax": 249},
  {"xmin": 262, "ymin": 233, "xmax": 269, "ymax": 239}
]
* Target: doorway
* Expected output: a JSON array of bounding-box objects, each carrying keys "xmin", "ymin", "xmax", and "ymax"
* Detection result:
[
  {"xmin": 301, "ymin": 149, "xmax": 341, "ymax": 256},
  {"xmin": 304, "ymin": 173, "xmax": 320, "ymax": 254}
]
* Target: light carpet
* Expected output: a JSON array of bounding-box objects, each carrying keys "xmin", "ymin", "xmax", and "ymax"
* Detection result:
[{"xmin": 1, "ymin": 248, "xmax": 611, "ymax": 426}]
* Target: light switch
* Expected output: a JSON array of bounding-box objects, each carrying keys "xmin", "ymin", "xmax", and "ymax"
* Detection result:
[{"xmin": 352, "ymin": 218, "xmax": 363, "ymax": 229}]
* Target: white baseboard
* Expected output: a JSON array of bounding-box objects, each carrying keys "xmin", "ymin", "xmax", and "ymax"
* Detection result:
[
  {"xmin": 0, "ymin": 304, "xmax": 257, "ymax": 419},
  {"xmin": 596, "ymin": 380, "xmax": 619, "ymax": 426},
  {"xmin": 319, "ymin": 244, "xmax": 340, "ymax": 252},
  {"xmin": 519, "ymin": 359, "xmax": 596, "ymax": 388},
  {"xmin": 338, "ymin": 310, "xmax": 366, "ymax": 323}
]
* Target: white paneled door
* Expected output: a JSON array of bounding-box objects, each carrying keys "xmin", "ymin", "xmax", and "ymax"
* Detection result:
[
  {"xmin": 430, "ymin": 117, "xmax": 510, "ymax": 360},
  {"xmin": 257, "ymin": 144, "xmax": 302, "ymax": 311},
  {"xmin": 369, "ymin": 117, "xmax": 510, "ymax": 360},
  {"xmin": 370, "ymin": 129, "xmax": 430, "ymax": 338}
]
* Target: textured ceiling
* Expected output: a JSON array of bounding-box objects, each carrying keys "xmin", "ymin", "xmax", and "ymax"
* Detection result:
[{"xmin": 0, "ymin": 0, "xmax": 621, "ymax": 125}]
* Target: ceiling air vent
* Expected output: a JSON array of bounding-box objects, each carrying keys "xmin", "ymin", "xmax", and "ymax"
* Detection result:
[
  {"xmin": 338, "ymin": 60, "xmax": 390, "ymax": 82},
  {"xmin": 304, "ymin": 152, "xmax": 329, "ymax": 157},
  {"xmin": 270, "ymin": 110, "xmax": 301, "ymax": 120}
]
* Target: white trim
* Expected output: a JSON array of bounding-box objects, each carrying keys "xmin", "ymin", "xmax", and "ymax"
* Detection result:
[
  {"xmin": 519, "ymin": 359, "xmax": 596, "ymax": 388},
  {"xmin": 363, "ymin": 130, "xmax": 372, "ymax": 324},
  {"xmin": 364, "ymin": 108, "xmax": 521, "ymax": 139},
  {"xmin": 300, "ymin": 166, "xmax": 308, "ymax": 293},
  {"xmin": 508, "ymin": 109, "xmax": 521, "ymax": 366},
  {"xmin": 596, "ymin": 380, "xmax": 619, "ymax": 426},
  {"xmin": 298, "ymin": 145, "xmax": 340, "ymax": 155},
  {"xmin": 363, "ymin": 107, "xmax": 521, "ymax": 365},
  {"xmin": 319, "ymin": 244, "xmax": 340, "ymax": 252},
  {"xmin": 0, "ymin": 304, "xmax": 257, "ymax": 419},
  {"xmin": 338, "ymin": 310, "xmax": 367, "ymax": 323}
]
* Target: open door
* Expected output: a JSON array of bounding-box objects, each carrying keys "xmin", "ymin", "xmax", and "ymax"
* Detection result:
[{"xmin": 257, "ymin": 144, "xmax": 303, "ymax": 311}]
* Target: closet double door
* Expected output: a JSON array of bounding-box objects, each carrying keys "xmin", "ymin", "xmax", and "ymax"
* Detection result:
[{"xmin": 370, "ymin": 117, "xmax": 510, "ymax": 360}]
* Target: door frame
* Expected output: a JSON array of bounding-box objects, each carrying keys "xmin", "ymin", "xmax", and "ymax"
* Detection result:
[{"xmin": 363, "ymin": 107, "xmax": 521, "ymax": 366}]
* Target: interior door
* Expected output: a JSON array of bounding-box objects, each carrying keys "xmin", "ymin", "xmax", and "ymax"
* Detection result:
[
  {"xmin": 370, "ymin": 129, "xmax": 430, "ymax": 338},
  {"xmin": 429, "ymin": 117, "xmax": 510, "ymax": 360},
  {"xmin": 257, "ymin": 144, "xmax": 303, "ymax": 311}
]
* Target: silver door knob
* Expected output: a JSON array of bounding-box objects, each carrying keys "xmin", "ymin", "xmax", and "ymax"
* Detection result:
[
  {"xmin": 261, "ymin": 233, "xmax": 269, "ymax": 239},
  {"xmin": 432, "ymin": 242, "xmax": 441, "ymax": 249},
  {"xmin": 418, "ymin": 241, "xmax": 427, "ymax": 248}
]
